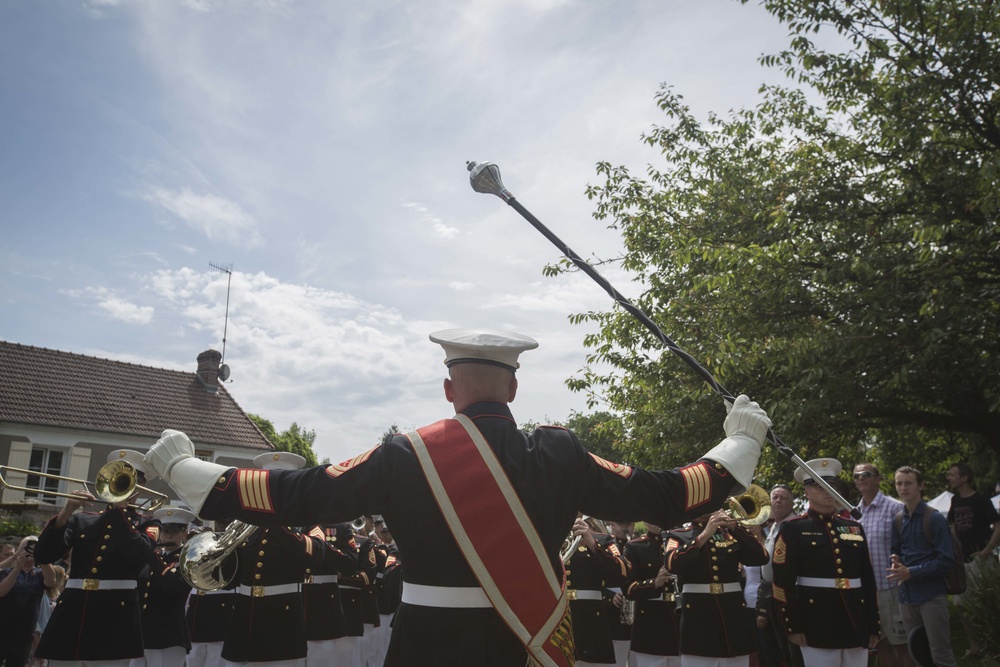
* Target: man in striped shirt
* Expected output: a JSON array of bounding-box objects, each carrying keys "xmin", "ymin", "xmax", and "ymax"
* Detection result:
[{"xmin": 853, "ymin": 463, "xmax": 911, "ymax": 667}]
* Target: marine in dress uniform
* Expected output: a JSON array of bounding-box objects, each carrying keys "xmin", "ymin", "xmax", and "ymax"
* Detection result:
[
  {"xmin": 343, "ymin": 530, "xmax": 380, "ymax": 667},
  {"xmin": 34, "ymin": 450, "xmax": 162, "ymax": 667},
  {"xmin": 564, "ymin": 517, "xmax": 629, "ymax": 666},
  {"xmin": 185, "ymin": 522, "xmax": 238, "ymax": 667},
  {"xmin": 219, "ymin": 453, "xmax": 327, "ymax": 667},
  {"xmin": 772, "ymin": 459, "xmax": 879, "ymax": 667},
  {"xmin": 624, "ymin": 524, "xmax": 681, "ymax": 667},
  {"xmin": 302, "ymin": 523, "xmax": 358, "ymax": 667},
  {"xmin": 665, "ymin": 509, "xmax": 769, "ymax": 667},
  {"xmin": 136, "ymin": 507, "xmax": 197, "ymax": 667},
  {"xmin": 605, "ymin": 521, "xmax": 634, "ymax": 667},
  {"xmin": 146, "ymin": 328, "xmax": 772, "ymax": 667},
  {"xmin": 371, "ymin": 519, "xmax": 398, "ymax": 667}
]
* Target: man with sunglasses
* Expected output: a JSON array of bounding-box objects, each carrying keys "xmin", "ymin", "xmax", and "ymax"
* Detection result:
[{"xmin": 853, "ymin": 464, "xmax": 911, "ymax": 667}]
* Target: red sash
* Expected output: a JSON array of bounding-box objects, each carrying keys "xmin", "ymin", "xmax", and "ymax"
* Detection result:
[{"xmin": 406, "ymin": 415, "xmax": 574, "ymax": 667}]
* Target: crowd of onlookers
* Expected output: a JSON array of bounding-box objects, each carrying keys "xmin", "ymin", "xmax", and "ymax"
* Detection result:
[
  {"xmin": 749, "ymin": 461, "xmax": 999, "ymax": 667},
  {"xmin": 0, "ymin": 535, "xmax": 68, "ymax": 667}
]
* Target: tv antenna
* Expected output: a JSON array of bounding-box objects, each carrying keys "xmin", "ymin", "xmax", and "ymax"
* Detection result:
[{"xmin": 209, "ymin": 262, "xmax": 233, "ymax": 382}]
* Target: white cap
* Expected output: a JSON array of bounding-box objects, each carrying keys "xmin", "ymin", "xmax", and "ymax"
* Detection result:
[
  {"xmin": 429, "ymin": 328, "xmax": 539, "ymax": 372},
  {"xmin": 107, "ymin": 449, "xmax": 157, "ymax": 481},
  {"xmin": 254, "ymin": 451, "xmax": 307, "ymax": 471},
  {"xmin": 153, "ymin": 506, "xmax": 196, "ymax": 527},
  {"xmin": 794, "ymin": 458, "xmax": 843, "ymax": 485}
]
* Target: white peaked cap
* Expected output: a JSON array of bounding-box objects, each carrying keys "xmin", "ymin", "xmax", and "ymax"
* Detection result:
[
  {"xmin": 254, "ymin": 451, "xmax": 307, "ymax": 471},
  {"xmin": 794, "ymin": 457, "xmax": 843, "ymax": 484},
  {"xmin": 429, "ymin": 328, "xmax": 539, "ymax": 372},
  {"xmin": 107, "ymin": 449, "xmax": 157, "ymax": 481},
  {"xmin": 153, "ymin": 506, "xmax": 196, "ymax": 526}
]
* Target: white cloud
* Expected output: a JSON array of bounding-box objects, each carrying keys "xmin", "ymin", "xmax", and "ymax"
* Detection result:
[
  {"xmin": 141, "ymin": 186, "xmax": 263, "ymax": 248},
  {"xmin": 67, "ymin": 287, "xmax": 156, "ymax": 325},
  {"xmin": 402, "ymin": 200, "xmax": 459, "ymax": 239}
]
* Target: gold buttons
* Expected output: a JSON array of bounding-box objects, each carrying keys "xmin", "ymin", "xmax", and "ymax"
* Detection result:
[
  {"xmin": 255, "ymin": 574, "xmax": 261, "ymax": 580},
  {"xmin": 218, "ymin": 476, "xmax": 226, "ymax": 484},
  {"xmin": 91, "ymin": 567, "xmax": 98, "ymax": 574},
  {"xmin": 262, "ymin": 539, "xmax": 268, "ymax": 545},
  {"xmin": 106, "ymin": 524, "xmax": 112, "ymax": 529},
  {"xmin": 713, "ymin": 576, "xmax": 719, "ymax": 581},
  {"xmin": 96, "ymin": 556, "xmax": 102, "ymax": 562},
  {"xmin": 712, "ymin": 566, "xmax": 719, "ymax": 571},
  {"xmin": 837, "ymin": 568, "xmax": 844, "ymax": 574},
  {"xmin": 259, "ymin": 551, "xmax": 265, "ymax": 557},
  {"xmin": 257, "ymin": 562, "xmax": 264, "ymax": 568}
]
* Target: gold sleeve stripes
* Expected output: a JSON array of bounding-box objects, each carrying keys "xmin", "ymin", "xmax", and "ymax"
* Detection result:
[
  {"xmin": 680, "ymin": 462, "xmax": 712, "ymax": 510},
  {"xmin": 237, "ymin": 469, "xmax": 274, "ymax": 513}
]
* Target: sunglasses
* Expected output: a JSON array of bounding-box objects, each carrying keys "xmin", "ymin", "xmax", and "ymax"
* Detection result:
[{"xmin": 853, "ymin": 471, "xmax": 876, "ymax": 480}]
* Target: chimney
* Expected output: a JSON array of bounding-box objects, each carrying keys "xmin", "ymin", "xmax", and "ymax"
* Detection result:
[{"xmin": 197, "ymin": 349, "xmax": 223, "ymax": 393}]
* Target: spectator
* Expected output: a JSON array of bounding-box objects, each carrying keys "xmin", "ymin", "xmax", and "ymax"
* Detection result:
[
  {"xmin": 0, "ymin": 536, "xmax": 57, "ymax": 667},
  {"xmin": 0, "ymin": 543, "xmax": 15, "ymax": 563},
  {"xmin": 889, "ymin": 466, "xmax": 957, "ymax": 667},
  {"xmin": 946, "ymin": 461, "xmax": 1000, "ymax": 659},
  {"xmin": 757, "ymin": 483, "xmax": 800, "ymax": 667},
  {"xmin": 853, "ymin": 463, "xmax": 910, "ymax": 667}
]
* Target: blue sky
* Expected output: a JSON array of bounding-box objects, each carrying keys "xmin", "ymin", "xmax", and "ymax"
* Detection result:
[{"xmin": 1, "ymin": 0, "xmax": 794, "ymax": 464}]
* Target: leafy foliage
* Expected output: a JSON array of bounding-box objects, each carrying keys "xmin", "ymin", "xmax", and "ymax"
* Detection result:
[
  {"xmin": 248, "ymin": 414, "xmax": 320, "ymax": 468},
  {"xmin": 559, "ymin": 0, "xmax": 1000, "ymax": 492},
  {"xmin": 0, "ymin": 514, "xmax": 40, "ymax": 538}
]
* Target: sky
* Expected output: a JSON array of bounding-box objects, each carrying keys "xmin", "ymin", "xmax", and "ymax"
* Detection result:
[{"xmin": 1, "ymin": 0, "xmax": 796, "ymax": 465}]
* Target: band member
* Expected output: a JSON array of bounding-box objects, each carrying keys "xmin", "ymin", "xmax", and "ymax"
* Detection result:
[
  {"xmin": 220, "ymin": 452, "xmax": 327, "ymax": 667},
  {"xmin": 665, "ymin": 509, "xmax": 769, "ymax": 666},
  {"xmin": 772, "ymin": 459, "xmax": 879, "ymax": 667},
  {"xmin": 564, "ymin": 516, "xmax": 628, "ymax": 666},
  {"xmin": 624, "ymin": 524, "xmax": 681, "ymax": 667},
  {"xmin": 371, "ymin": 517, "xmax": 398, "ymax": 667},
  {"xmin": 34, "ymin": 449, "xmax": 162, "ymax": 667},
  {"xmin": 605, "ymin": 521, "xmax": 634, "ymax": 667},
  {"xmin": 138, "ymin": 507, "xmax": 196, "ymax": 667},
  {"xmin": 303, "ymin": 523, "xmax": 358, "ymax": 667},
  {"xmin": 146, "ymin": 328, "xmax": 771, "ymax": 667},
  {"xmin": 186, "ymin": 522, "xmax": 237, "ymax": 667},
  {"xmin": 347, "ymin": 526, "xmax": 381, "ymax": 667}
]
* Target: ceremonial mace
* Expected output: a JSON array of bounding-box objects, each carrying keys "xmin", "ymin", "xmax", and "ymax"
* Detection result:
[{"xmin": 466, "ymin": 160, "xmax": 860, "ymax": 518}]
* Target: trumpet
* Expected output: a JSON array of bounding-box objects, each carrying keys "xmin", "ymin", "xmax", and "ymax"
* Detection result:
[
  {"xmin": 723, "ymin": 484, "xmax": 771, "ymax": 526},
  {"xmin": 351, "ymin": 516, "xmax": 368, "ymax": 532},
  {"xmin": 0, "ymin": 461, "xmax": 168, "ymax": 512},
  {"xmin": 560, "ymin": 516, "xmax": 610, "ymax": 564}
]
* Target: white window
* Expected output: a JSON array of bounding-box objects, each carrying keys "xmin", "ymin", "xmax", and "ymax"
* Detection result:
[
  {"xmin": 24, "ymin": 447, "xmax": 64, "ymax": 503},
  {"xmin": 195, "ymin": 449, "xmax": 213, "ymax": 462}
]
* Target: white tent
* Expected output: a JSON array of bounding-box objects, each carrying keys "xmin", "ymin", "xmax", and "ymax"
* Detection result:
[{"xmin": 926, "ymin": 490, "xmax": 954, "ymax": 513}]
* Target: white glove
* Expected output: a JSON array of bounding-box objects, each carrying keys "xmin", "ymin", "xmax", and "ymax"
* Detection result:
[
  {"xmin": 705, "ymin": 395, "xmax": 772, "ymax": 493},
  {"xmin": 145, "ymin": 430, "xmax": 230, "ymax": 517}
]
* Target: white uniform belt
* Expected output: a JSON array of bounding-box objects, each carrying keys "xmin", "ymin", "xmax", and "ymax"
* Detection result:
[
  {"xmin": 66, "ymin": 578, "xmax": 136, "ymax": 591},
  {"xmin": 338, "ymin": 583, "xmax": 362, "ymax": 591},
  {"xmin": 304, "ymin": 574, "xmax": 339, "ymax": 584},
  {"xmin": 682, "ymin": 582, "xmax": 742, "ymax": 594},
  {"xmin": 797, "ymin": 576, "xmax": 862, "ymax": 589},
  {"xmin": 401, "ymin": 583, "xmax": 492, "ymax": 608},
  {"xmin": 238, "ymin": 583, "xmax": 302, "ymax": 597},
  {"xmin": 567, "ymin": 589, "xmax": 603, "ymax": 601},
  {"xmin": 195, "ymin": 588, "xmax": 234, "ymax": 596}
]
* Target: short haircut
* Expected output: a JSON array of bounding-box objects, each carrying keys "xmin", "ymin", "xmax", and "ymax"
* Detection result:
[
  {"xmin": 895, "ymin": 466, "xmax": 923, "ymax": 484},
  {"xmin": 855, "ymin": 463, "xmax": 880, "ymax": 477},
  {"xmin": 771, "ymin": 483, "xmax": 791, "ymax": 493},
  {"xmin": 950, "ymin": 462, "xmax": 974, "ymax": 486}
]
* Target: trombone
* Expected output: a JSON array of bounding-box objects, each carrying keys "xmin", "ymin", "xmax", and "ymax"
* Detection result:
[{"xmin": 0, "ymin": 461, "xmax": 168, "ymax": 512}]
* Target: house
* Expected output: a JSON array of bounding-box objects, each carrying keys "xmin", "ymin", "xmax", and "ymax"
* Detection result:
[{"xmin": 0, "ymin": 342, "xmax": 273, "ymax": 525}]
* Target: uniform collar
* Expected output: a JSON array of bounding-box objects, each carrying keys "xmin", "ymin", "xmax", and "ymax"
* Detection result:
[{"xmin": 461, "ymin": 401, "xmax": 516, "ymax": 423}]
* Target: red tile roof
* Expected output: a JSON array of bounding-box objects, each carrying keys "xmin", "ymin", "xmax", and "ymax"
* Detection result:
[{"xmin": 0, "ymin": 341, "xmax": 273, "ymax": 451}]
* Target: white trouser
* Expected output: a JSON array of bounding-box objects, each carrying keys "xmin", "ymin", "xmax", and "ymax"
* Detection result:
[
  {"xmin": 680, "ymin": 656, "xmax": 749, "ymax": 667},
  {"xmin": 370, "ymin": 614, "xmax": 391, "ymax": 666},
  {"xmin": 612, "ymin": 639, "xmax": 629, "ymax": 667},
  {"xmin": 798, "ymin": 647, "xmax": 868, "ymax": 667},
  {"xmin": 186, "ymin": 643, "xmax": 223, "ymax": 667},
  {"xmin": 305, "ymin": 640, "xmax": 334, "ymax": 667},
  {"xmin": 629, "ymin": 654, "xmax": 682, "ymax": 667},
  {"xmin": 220, "ymin": 660, "xmax": 305, "ymax": 667},
  {"xmin": 331, "ymin": 637, "xmax": 355, "ymax": 665},
  {"xmin": 50, "ymin": 662, "xmax": 134, "ymax": 667},
  {"xmin": 143, "ymin": 648, "xmax": 187, "ymax": 667},
  {"xmin": 351, "ymin": 625, "xmax": 376, "ymax": 667}
]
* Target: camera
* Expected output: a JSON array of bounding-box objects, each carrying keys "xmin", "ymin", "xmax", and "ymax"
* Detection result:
[{"xmin": 24, "ymin": 540, "xmax": 36, "ymax": 556}]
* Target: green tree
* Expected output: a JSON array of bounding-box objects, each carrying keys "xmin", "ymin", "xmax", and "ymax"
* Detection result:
[
  {"xmin": 559, "ymin": 411, "xmax": 629, "ymax": 464},
  {"xmin": 248, "ymin": 414, "xmax": 320, "ymax": 468},
  {"xmin": 560, "ymin": 0, "xmax": 1000, "ymax": 489}
]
